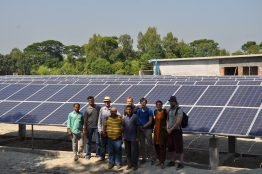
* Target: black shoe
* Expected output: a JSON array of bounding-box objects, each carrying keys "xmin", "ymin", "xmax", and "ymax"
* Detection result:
[
  {"xmin": 176, "ymin": 163, "xmax": 184, "ymax": 170},
  {"xmin": 167, "ymin": 161, "xmax": 175, "ymax": 167},
  {"xmin": 150, "ymin": 160, "xmax": 155, "ymax": 165},
  {"xmin": 85, "ymin": 155, "xmax": 91, "ymax": 160},
  {"xmin": 74, "ymin": 155, "xmax": 78, "ymax": 161},
  {"xmin": 133, "ymin": 166, "xmax": 138, "ymax": 171}
]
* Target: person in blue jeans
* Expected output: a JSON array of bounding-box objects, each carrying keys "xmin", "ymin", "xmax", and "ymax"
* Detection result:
[{"xmin": 83, "ymin": 96, "xmax": 101, "ymax": 160}]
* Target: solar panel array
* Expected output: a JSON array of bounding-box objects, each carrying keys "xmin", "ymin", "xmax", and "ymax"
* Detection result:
[{"xmin": 0, "ymin": 75, "xmax": 261, "ymax": 138}]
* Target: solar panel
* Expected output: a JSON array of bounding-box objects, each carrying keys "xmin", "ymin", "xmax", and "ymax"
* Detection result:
[
  {"xmin": 0, "ymin": 102, "xmax": 20, "ymax": 116},
  {"xmin": 196, "ymin": 86, "xmax": 236, "ymax": 106},
  {"xmin": 228, "ymin": 86, "xmax": 262, "ymax": 107},
  {"xmin": 0, "ymin": 84, "xmax": 27, "ymax": 100},
  {"xmin": 195, "ymin": 81, "xmax": 216, "ymax": 86},
  {"xmin": 238, "ymin": 81, "xmax": 261, "ymax": 86},
  {"xmin": 115, "ymin": 85, "xmax": 154, "ymax": 104},
  {"xmin": 41, "ymin": 103, "xmax": 82, "ymax": 125},
  {"xmin": 26, "ymin": 85, "xmax": 64, "ymax": 101},
  {"xmin": 7, "ymin": 85, "xmax": 44, "ymax": 101},
  {"xmin": 69, "ymin": 85, "xmax": 108, "ymax": 103},
  {"xmin": 215, "ymin": 81, "xmax": 238, "ymax": 85},
  {"xmin": 0, "ymin": 102, "xmax": 40, "ymax": 123},
  {"xmin": 174, "ymin": 86, "xmax": 207, "ymax": 105},
  {"xmin": 95, "ymin": 85, "xmax": 130, "ymax": 103},
  {"xmin": 146, "ymin": 85, "xmax": 180, "ymax": 104},
  {"xmin": 47, "ymin": 85, "xmax": 86, "ymax": 102},
  {"xmin": 249, "ymin": 110, "xmax": 262, "ymax": 137},
  {"xmin": 0, "ymin": 84, "xmax": 8, "ymax": 90},
  {"xmin": 211, "ymin": 108, "xmax": 258, "ymax": 135},
  {"xmin": 17, "ymin": 102, "xmax": 63, "ymax": 124},
  {"xmin": 0, "ymin": 75, "xmax": 261, "ymax": 137},
  {"xmin": 184, "ymin": 107, "xmax": 223, "ymax": 133}
]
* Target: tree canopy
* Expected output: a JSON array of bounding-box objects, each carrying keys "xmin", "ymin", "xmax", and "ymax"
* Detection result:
[{"xmin": 0, "ymin": 27, "xmax": 260, "ymax": 75}]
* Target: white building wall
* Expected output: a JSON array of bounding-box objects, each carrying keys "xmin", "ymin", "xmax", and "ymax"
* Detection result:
[{"xmin": 158, "ymin": 59, "xmax": 220, "ymax": 76}]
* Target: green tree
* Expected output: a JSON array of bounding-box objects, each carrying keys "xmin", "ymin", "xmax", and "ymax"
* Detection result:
[
  {"xmin": 241, "ymin": 41, "xmax": 260, "ymax": 54},
  {"xmin": 90, "ymin": 58, "xmax": 112, "ymax": 74},
  {"xmin": 162, "ymin": 32, "xmax": 178, "ymax": 58},
  {"xmin": 84, "ymin": 34, "xmax": 119, "ymax": 63},
  {"xmin": 24, "ymin": 40, "xmax": 65, "ymax": 68},
  {"xmin": 190, "ymin": 39, "xmax": 220, "ymax": 57},
  {"xmin": 137, "ymin": 27, "xmax": 164, "ymax": 58},
  {"xmin": 118, "ymin": 34, "xmax": 134, "ymax": 59}
]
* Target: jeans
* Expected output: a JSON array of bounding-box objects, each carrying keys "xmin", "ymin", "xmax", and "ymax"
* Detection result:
[
  {"xmin": 72, "ymin": 133, "xmax": 83, "ymax": 155},
  {"xmin": 86, "ymin": 128, "xmax": 100, "ymax": 156},
  {"xmin": 124, "ymin": 140, "xmax": 138, "ymax": 167},
  {"xmin": 138, "ymin": 128, "xmax": 156, "ymax": 160},
  {"xmin": 100, "ymin": 134, "xmax": 108, "ymax": 158},
  {"xmin": 108, "ymin": 138, "xmax": 122, "ymax": 166}
]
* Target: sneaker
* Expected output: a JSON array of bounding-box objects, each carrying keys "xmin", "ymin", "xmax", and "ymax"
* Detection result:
[
  {"xmin": 176, "ymin": 163, "xmax": 184, "ymax": 170},
  {"xmin": 74, "ymin": 155, "xmax": 78, "ymax": 161},
  {"xmin": 108, "ymin": 163, "xmax": 114, "ymax": 169},
  {"xmin": 167, "ymin": 161, "xmax": 175, "ymax": 167},
  {"xmin": 116, "ymin": 165, "xmax": 121, "ymax": 169},
  {"xmin": 85, "ymin": 155, "xmax": 91, "ymax": 160}
]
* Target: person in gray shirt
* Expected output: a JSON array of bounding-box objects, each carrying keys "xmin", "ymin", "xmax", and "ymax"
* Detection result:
[{"xmin": 84, "ymin": 96, "xmax": 101, "ymax": 160}]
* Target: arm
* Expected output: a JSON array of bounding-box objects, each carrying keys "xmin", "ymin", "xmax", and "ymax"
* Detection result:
[
  {"xmin": 143, "ymin": 116, "xmax": 153, "ymax": 128},
  {"xmin": 97, "ymin": 109, "xmax": 103, "ymax": 133},
  {"xmin": 67, "ymin": 113, "xmax": 72, "ymax": 138},
  {"xmin": 143, "ymin": 109, "xmax": 153, "ymax": 128},
  {"xmin": 83, "ymin": 111, "xmax": 88, "ymax": 134}
]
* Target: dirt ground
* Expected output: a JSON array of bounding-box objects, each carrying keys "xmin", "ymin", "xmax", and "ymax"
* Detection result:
[{"xmin": 0, "ymin": 123, "xmax": 261, "ymax": 174}]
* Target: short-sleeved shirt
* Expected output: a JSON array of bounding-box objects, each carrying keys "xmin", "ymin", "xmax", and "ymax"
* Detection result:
[
  {"xmin": 167, "ymin": 106, "xmax": 183, "ymax": 129},
  {"xmin": 137, "ymin": 107, "xmax": 153, "ymax": 129},
  {"xmin": 67, "ymin": 111, "xmax": 84, "ymax": 135},
  {"xmin": 84, "ymin": 104, "xmax": 101, "ymax": 128},
  {"xmin": 123, "ymin": 114, "xmax": 139, "ymax": 141},
  {"xmin": 105, "ymin": 115, "xmax": 122, "ymax": 140}
]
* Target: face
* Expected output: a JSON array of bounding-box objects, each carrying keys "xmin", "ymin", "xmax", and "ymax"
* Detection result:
[
  {"xmin": 104, "ymin": 101, "xmax": 110, "ymax": 107},
  {"xmin": 169, "ymin": 101, "xmax": 176, "ymax": 107},
  {"xmin": 125, "ymin": 107, "xmax": 132, "ymax": 115},
  {"xmin": 74, "ymin": 104, "xmax": 80, "ymax": 112},
  {"xmin": 156, "ymin": 102, "xmax": 162, "ymax": 110},
  {"xmin": 110, "ymin": 108, "xmax": 117, "ymax": 116},
  {"xmin": 140, "ymin": 100, "xmax": 147, "ymax": 108},
  {"xmin": 88, "ymin": 98, "xmax": 94, "ymax": 105},
  {"xmin": 127, "ymin": 98, "xmax": 133, "ymax": 105}
]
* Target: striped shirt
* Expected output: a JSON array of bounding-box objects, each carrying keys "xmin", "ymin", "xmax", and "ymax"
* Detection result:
[{"xmin": 105, "ymin": 115, "xmax": 122, "ymax": 140}]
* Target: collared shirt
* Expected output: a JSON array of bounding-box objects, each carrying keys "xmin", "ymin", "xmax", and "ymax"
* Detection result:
[
  {"xmin": 167, "ymin": 106, "xmax": 183, "ymax": 129},
  {"xmin": 123, "ymin": 113, "xmax": 139, "ymax": 141},
  {"xmin": 84, "ymin": 104, "xmax": 101, "ymax": 128},
  {"xmin": 67, "ymin": 111, "xmax": 84, "ymax": 135},
  {"xmin": 105, "ymin": 115, "xmax": 122, "ymax": 140},
  {"xmin": 97, "ymin": 106, "xmax": 120, "ymax": 132}
]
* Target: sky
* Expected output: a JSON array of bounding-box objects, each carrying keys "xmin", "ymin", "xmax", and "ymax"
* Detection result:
[{"xmin": 0, "ymin": 0, "xmax": 262, "ymax": 55}]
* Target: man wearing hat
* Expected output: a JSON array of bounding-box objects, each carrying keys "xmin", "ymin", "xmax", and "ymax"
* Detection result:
[
  {"xmin": 97, "ymin": 96, "xmax": 120, "ymax": 162},
  {"xmin": 166, "ymin": 96, "xmax": 184, "ymax": 170}
]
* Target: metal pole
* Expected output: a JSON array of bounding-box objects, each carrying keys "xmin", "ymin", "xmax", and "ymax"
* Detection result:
[{"xmin": 31, "ymin": 124, "xmax": 34, "ymax": 149}]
